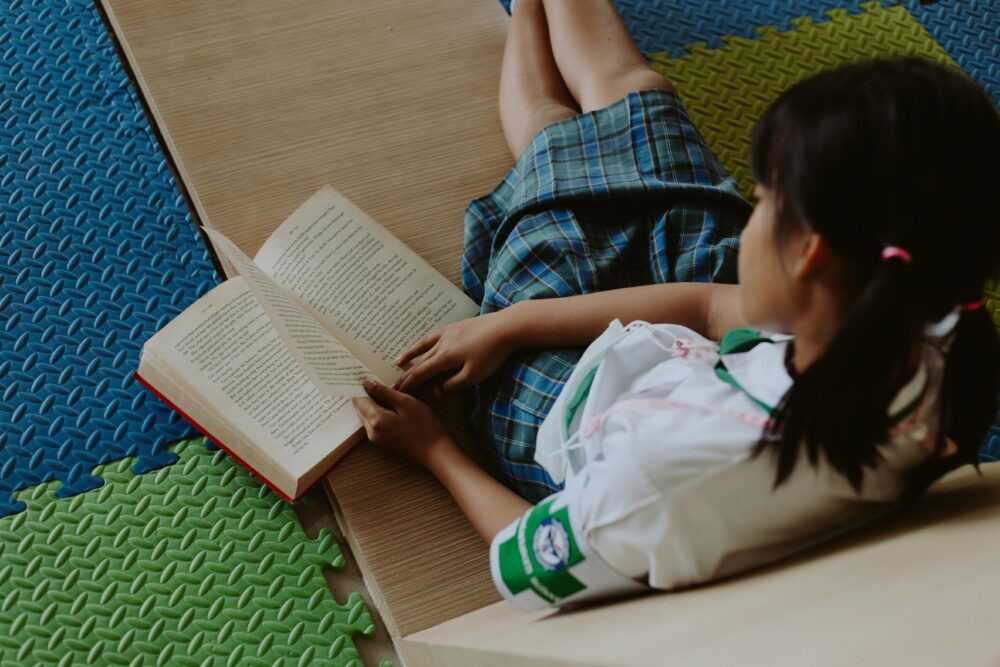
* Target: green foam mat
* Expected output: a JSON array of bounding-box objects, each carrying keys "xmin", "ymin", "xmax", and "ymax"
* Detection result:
[
  {"xmin": 0, "ymin": 437, "xmax": 376, "ymax": 666},
  {"xmin": 650, "ymin": 1, "xmax": 956, "ymax": 198}
]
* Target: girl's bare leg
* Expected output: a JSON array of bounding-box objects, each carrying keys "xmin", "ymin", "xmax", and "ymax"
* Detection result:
[
  {"xmin": 499, "ymin": 0, "xmax": 580, "ymax": 159},
  {"xmin": 541, "ymin": 0, "xmax": 674, "ymax": 112}
]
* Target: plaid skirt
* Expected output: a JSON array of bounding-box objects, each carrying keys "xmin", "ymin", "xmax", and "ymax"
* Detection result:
[{"xmin": 462, "ymin": 89, "xmax": 752, "ymax": 502}]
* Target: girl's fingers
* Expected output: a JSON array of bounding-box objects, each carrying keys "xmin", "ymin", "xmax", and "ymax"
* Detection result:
[
  {"xmin": 363, "ymin": 378, "xmax": 409, "ymax": 409},
  {"xmin": 394, "ymin": 359, "xmax": 421, "ymax": 394},
  {"xmin": 352, "ymin": 396, "xmax": 375, "ymax": 418},
  {"xmin": 395, "ymin": 331, "xmax": 441, "ymax": 367},
  {"xmin": 438, "ymin": 368, "xmax": 471, "ymax": 396},
  {"xmin": 396, "ymin": 352, "xmax": 447, "ymax": 394},
  {"xmin": 351, "ymin": 396, "xmax": 379, "ymax": 427}
]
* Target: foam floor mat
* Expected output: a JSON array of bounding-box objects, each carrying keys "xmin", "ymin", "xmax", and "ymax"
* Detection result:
[
  {"xmin": 909, "ymin": 0, "xmax": 999, "ymax": 105},
  {"xmin": 0, "ymin": 0, "xmax": 218, "ymax": 516},
  {"xmin": 614, "ymin": 0, "xmax": 907, "ymax": 57},
  {"xmin": 0, "ymin": 437, "xmax": 378, "ymax": 666},
  {"xmin": 649, "ymin": 1, "xmax": 954, "ymax": 196}
]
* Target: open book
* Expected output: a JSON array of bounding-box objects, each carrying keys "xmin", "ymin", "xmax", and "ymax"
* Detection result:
[{"xmin": 136, "ymin": 185, "xmax": 479, "ymax": 501}]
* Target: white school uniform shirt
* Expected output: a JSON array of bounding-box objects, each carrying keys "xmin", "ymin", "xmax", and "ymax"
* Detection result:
[{"xmin": 490, "ymin": 320, "xmax": 942, "ymax": 611}]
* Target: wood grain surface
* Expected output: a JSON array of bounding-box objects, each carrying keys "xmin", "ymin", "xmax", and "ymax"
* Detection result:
[{"xmin": 100, "ymin": 0, "xmax": 512, "ymax": 639}]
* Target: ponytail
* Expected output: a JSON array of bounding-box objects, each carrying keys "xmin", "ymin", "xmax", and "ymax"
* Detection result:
[
  {"xmin": 752, "ymin": 260, "xmax": 999, "ymax": 497},
  {"xmin": 750, "ymin": 254, "xmax": 923, "ymax": 494},
  {"xmin": 896, "ymin": 303, "xmax": 997, "ymax": 505}
]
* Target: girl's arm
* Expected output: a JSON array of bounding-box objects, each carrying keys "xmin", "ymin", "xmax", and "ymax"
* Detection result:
[
  {"xmin": 352, "ymin": 380, "xmax": 529, "ymax": 543},
  {"xmin": 427, "ymin": 441, "xmax": 531, "ymax": 543},
  {"xmin": 395, "ymin": 282, "xmax": 746, "ymax": 394},
  {"xmin": 504, "ymin": 282, "xmax": 745, "ymax": 348}
]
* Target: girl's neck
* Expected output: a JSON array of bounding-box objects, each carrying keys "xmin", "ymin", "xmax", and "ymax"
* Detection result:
[
  {"xmin": 787, "ymin": 294, "xmax": 923, "ymax": 385},
  {"xmin": 787, "ymin": 292, "xmax": 849, "ymax": 375},
  {"xmin": 788, "ymin": 326, "xmax": 835, "ymax": 375}
]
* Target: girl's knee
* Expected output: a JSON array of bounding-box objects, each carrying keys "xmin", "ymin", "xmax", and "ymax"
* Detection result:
[
  {"xmin": 619, "ymin": 67, "xmax": 675, "ymax": 94},
  {"xmin": 531, "ymin": 100, "xmax": 580, "ymax": 128},
  {"xmin": 582, "ymin": 65, "xmax": 675, "ymax": 111},
  {"xmin": 505, "ymin": 101, "xmax": 579, "ymax": 158}
]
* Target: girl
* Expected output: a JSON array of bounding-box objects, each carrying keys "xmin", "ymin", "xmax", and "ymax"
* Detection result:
[{"xmin": 352, "ymin": 0, "xmax": 1000, "ymax": 610}]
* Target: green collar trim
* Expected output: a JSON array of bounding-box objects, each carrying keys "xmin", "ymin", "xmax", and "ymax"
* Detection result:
[
  {"xmin": 714, "ymin": 327, "xmax": 778, "ymax": 415},
  {"xmin": 564, "ymin": 365, "xmax": 600, "ymax": 435},
  {"xmin": 718, "ymin": 327, "xmax": 775, "ymax": 356},
  {"xmin": 713, "ymin": 362, "xmax": 775, "ymax": 415}
]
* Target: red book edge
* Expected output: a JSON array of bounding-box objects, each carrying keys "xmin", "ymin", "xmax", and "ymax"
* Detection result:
[{"xmin": 134, "ymin": 370, "xmax": 320, "ymax": 504}]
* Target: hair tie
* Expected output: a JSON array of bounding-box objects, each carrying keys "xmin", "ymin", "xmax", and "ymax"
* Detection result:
[
  {"xmin": 960, "ymin": 299, "xmax": 985, "ymax": 311},
  {"xmin": 881, "ymin": 246, "xmax": 913, "ymax": 263}
]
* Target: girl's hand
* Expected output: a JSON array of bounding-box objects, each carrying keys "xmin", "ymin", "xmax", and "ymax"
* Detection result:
[
  {"xmin": 353, "ymin": 379, "xmax": 532, "ymax": 545},
  {"xmin": 393, "ymin": 311, "xmax": 519, "ymax": 396},
  {"xmin": 351, "ymin": 379, "xmax": 456, "ymax": 468}
]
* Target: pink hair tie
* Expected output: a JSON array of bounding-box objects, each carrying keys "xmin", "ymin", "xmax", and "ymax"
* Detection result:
[
  {"xmin": 881, "ymin": 246, "xmax": 913, "ymax": 263},
  {"xmin": 960, "ymin": 299, "xmax": 985, "ymax": 311}
]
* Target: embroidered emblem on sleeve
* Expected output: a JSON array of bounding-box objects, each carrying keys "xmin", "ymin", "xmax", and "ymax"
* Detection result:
[{"xmin": 496, "ymin": 499, "xmax": 586, "ymax": 604}]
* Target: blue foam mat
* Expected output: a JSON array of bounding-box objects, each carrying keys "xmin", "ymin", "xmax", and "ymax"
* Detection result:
[
  {"xmin": 909, "ymin": 0, "xmax": 1000, "ymax": 106},
  {"xmin": 0, "ymin": 0, "xmax": 218, "ymax": 516}
]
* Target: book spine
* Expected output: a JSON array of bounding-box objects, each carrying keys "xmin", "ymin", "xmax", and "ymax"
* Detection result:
[{"xmin": 133, "ymin": 371, "xmax": 302, "ymax": 503}]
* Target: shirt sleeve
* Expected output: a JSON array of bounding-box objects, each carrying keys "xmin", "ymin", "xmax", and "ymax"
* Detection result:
[{"xmin": 488, "ymin": 454, "xmax": 654, "ymax": 612}]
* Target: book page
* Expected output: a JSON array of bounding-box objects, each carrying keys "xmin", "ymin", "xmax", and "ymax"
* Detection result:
[
  {"xmin": 144, "ymin": 278, "xmax": 362, "ymax": 478},
  {"xmin": 203, "ymin": 226, "xmax": 373, "ymax": 397},
  {"xmin": 255, "ymin": 185, "xmax": 480, "ymax": 381}
]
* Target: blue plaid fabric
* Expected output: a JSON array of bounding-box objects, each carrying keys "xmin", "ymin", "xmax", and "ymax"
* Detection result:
[{"xmin": 462, "ymin": 89, "xmax": 752, "ymax": 501}]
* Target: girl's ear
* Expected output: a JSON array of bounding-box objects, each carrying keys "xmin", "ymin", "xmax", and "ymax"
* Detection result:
[{"xmin": 793, "ymin": 230, "xmax": 833, "ymax": 280}]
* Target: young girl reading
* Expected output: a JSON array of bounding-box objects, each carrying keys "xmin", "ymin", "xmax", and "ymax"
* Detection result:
[{"xmin": 351, "ymin": 0, "xmax": 1000, "ymax": 610}]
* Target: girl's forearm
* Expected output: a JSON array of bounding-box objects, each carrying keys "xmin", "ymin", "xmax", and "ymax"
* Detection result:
[
  {"xmin": 427, "ymin": 440, "xmax": 531, "ymax": 544},
  {"xmin": 504, "ymin": 282, "xmax": 738, "ymax": 348}
]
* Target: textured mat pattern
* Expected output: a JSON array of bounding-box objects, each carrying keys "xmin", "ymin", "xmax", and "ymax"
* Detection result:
[
  {"xmin": 0, "ymin": 437, "xmax": 376, "ymax": 666},
  {"xmin": 613, "ymin": 0, "xmax": 905, "ymax": 57},
  {"xmin": 0, "ymin": 0, "xmax": 218, "ymax": 516},
  {"xmin": 649, "ymin": 1, "xmax": 954, "ymax": 196},
  {"xmin": 910, "ymin": 0, "xmax": 999, "ymax": 106}
]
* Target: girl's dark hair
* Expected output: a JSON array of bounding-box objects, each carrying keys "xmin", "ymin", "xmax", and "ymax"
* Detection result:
[{"xmin": 747, "ymin": 56, "xmax": 1000, "ymax": 503}]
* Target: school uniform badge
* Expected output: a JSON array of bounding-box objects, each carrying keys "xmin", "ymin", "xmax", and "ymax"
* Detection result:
[
  {"xmin": 494, "ymin": 499, "xmax": 586, "ymax": 606},
  {"xmin": 490, "ymin": 478, "xmax": 650, "ymax": 611},
  {"xmin": 533, "ymin": 517, "xmax": 571, "ymax": 571}
]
